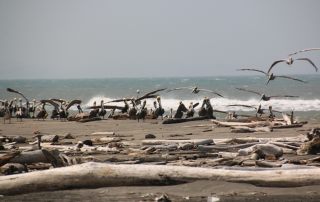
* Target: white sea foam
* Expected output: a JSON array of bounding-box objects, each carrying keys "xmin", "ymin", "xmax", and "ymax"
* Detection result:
[{"xmin": 85, "ymin": 96, "xmax": 320, "ymax": 112}]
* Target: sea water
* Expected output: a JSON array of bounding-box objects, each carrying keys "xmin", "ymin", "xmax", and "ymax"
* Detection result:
[{"xmin": 1, "ymin": 75, "xmax": 320, "ymax": 120}]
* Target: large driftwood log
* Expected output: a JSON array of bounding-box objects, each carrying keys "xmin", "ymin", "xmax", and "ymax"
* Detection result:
[
  {"xmin": 142, "ymin": 139, "xmax": 214, "ymax": 146},
  {"xmin": 162, "ymin": 116, "xmax": 208, "ymax": 124},
  {"xmin": 1, "ymin": 162, "xmax": 320, "ymax": 195},
  {"xmin": 212, "ymin": 120, "xmax": 270, "ymax": 127}
]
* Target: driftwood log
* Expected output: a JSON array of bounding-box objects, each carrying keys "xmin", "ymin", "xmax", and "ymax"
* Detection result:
[
  {"xmin": 162, "ymin": 116, "xmax": 208, "ymax": 124},
  {"xmin": 1, "ymin": 162, "xmax": 320, "ymax": 195}
]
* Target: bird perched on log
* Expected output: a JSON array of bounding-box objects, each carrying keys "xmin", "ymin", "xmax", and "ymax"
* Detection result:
[
  {"xmin": 174, "ymin": 101, "xmax": 188, "ymax": 119},
  {"xmin": 238, "ymin": 68, "xmax": 306, "ymax": 85},
  {"xmin": 98, "ymin": 100, "xmax": 107, "ymax": 119},
  {"xmin": 153, "ymin": 96, "xmax": 165, "ymax": 119},
  {"xmin": 136, "ymin": 100, "xmax": 147, "ymax": 122},
  {"xmin": 40, "ymin": 99, "xmax": 60, "ymax": 120},
  {"xmin": 186, "ymin": 102, "xmax": 199, "ymax": 118},
  {"xmin": 235, "ymin": 88, "xmax": 298, "ymax": 101},
  {"xmin": 167, "ymin": 86, "xmax": 223, "ymax": 97}
]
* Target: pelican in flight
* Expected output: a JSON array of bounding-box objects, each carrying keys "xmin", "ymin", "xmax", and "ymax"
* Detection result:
[
  {"xmin": 288, "ymin": 48, "xmax": 320, "ymax": 56},
  {"xmin": 235, "ymin": 88, "xmax": 298, "ymax": 101},
  {"xmin": 238, "ymin": 68, "xmax": 307, "ymax": 85},
  {"xmin": 268, "ymin": 57, "xmax": 318, "ymax": 74},
  {"xmin": 167, "ymin": 86, "xmax": 223, "ymax": 97}
]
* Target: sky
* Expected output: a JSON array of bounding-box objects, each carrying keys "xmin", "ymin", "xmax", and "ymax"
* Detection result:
[{"xmin": 0, "ymin": 0, "xmax": 320, "ymax": 79}]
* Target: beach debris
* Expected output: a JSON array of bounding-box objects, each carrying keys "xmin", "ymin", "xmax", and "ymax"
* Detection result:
[
  {"xmin": 155, "ymin": 193, "xmax": 171, "ymax": 202},
  {"xmin": 1, "ymin": 163, "xmax": 28, "ymax": 175},
  {"xmin": 145, "ymin": 134, "xmax": 156, "ymax": 139},
  {"xmin": 298, "ymin": 128, "xmax": 320, "ymax": 155}
]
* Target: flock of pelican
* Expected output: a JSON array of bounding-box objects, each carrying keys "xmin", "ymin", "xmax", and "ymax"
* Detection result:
[{"xmin": 1, "ymin": 48, "xmax": 319, "ymax": 123}]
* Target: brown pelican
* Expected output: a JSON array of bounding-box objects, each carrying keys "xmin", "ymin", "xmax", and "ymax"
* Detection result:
[
  {"xmin": 186, "ymin": 102, "xmax": 199, "ymax": 118},
  {"xmin": 2, "ymin": 100, "xmax": 13, "ymax": 124},
  {"xmin": 238, "ymin": 68, "xmax": 307, "ymax": 85},
  {"xmin": 136, "ymin": 100, "xmax": 147, "ymax": 122},
  {"xmin": 7, "ymin": 88, "xmax": 30, "ymax": 118},
  {"xmin": 153, "ymin": 96, "xmax": 165, "ymax": 119},
  {"xmin": 227, "ymin": 104, "xmax": 281, "ymax": 117},
  {"xmin": 288, "ymin": 48, "xmax": 320, "ymax": 56},
  {"xmin": 174, "ymin": 101, "xmax": 188, "ymax": 118},
  {"xmin": 36, "ymin": 101, "xmax": 48, "ymax": 120},
  {"xmin": 98, "ymin": 100, "xmax": 107, "ymax": 119},
  {"xmin": 267, "ymin": 57, "xmax": 318, "ymax": 74},
  {"xmin": 235, "ymin": 88, "xmax": 298, "ymax": 101},
  {"xmin": 40, "ymin": 99, "xmax": 59, "ymax": 120},
  {"xmin": 168, "ymin": 87, "xmax": 223, "ymax": 97}
]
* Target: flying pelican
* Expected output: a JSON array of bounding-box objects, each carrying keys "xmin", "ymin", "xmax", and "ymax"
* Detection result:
[
  {"xmin": 288, "ymin": 48, "xmax": 320, "ymax": 56},
  {"xmin": 167, "ymin": 86, "xmax": 223, "ymax": 97},
  {"xmin": 238, "ymin": 68, "xmax": 307, "ymax": 85},
  {"xmin": 235, "ymin": 88, "xmax": 298, "ymax": 101},
  {"xmin": 268, "ymin": 57, "xmax": 318, "ymax": 74},
  {"xmin": 227, "ymin": 104, "xmax": 281, "ymax": 117}
]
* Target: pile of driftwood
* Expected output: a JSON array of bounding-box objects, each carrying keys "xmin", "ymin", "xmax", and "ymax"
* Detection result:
[{"xmin": 1, "ymin": 128, "xmax": 320, "ymax": 195}]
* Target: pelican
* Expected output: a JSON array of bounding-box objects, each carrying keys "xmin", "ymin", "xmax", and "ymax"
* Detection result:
[
  {"xmin": 268, "ymin": 57, "xmax": 318, "ymax": 74},
  {"xmin": 186, "ymin": 102, "xmax": 199, "ymax": 118},
  {"xmin": 98, "ymin": 100, "xmax": 107, "ymax": 119},
  {"xmin": 153, "ymin": 96, "xmax": 165, "ymax": 119},
  {"xmin": 6, "ymin": 88, "xmax": 30, "ymax": 118},
  {"xmin": 136, "ymin": 100, "xmax": 147, "ymax": 122},
  {"xmin": 238, "ymin": 68, "xmax": 307, "ymax": 85},
  {"xmin": 235, "ymin": 88, "xmax": 298, "ymax": 101},
  {"xmin": 36, "ymin": 101, "xmax": 48, "ymax": 120},
  {"xmin": 167, "ymin": 86, "xmax": 223, "ymax": 97},
  {"xmin": 288, "ymin": 48, "xmax": 320, "ymax": 56},
  {"xmin": 3, "ymin": 100, "xmax": 13, "ymax": 124},
  {"xmin": 174, "ymin": 101, "xmax": 188, "ymax": 119}
]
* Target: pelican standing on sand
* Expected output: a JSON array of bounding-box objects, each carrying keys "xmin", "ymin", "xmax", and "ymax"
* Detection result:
[
  {"xmin": 238, "ymin": 68, "xmax": 307, "ymax": 85},
  {"xmin": 98, "ymin": 100, "xmax": 107, "ymax": 119},
  {"xmin": 136, "ymin": 100, "xmax": 147, "ymax": 122},
  {"xmin": 153, "ymin": 96, "xmax": 165, "ymax": 119}
]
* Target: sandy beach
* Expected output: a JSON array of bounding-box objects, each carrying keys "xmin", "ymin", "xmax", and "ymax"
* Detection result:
[{"xmin": 1, "ymin": 118, "xmax": 320, "ymax": 201}]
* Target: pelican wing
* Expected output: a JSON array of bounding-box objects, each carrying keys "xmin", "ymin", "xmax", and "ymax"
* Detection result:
[
  {"xmin": 51, "ymin": 98, "xmax": 67, "ymax": 104},
  {"xmin": 40, "ymin": 99, "xmax": 59, "ymax": 110},
  {"xmin": 269, "ymin": 95, "xmax": 299, "ymax": 98},
  {"xmin": 198, "ymin": 89, "xmax": 224, "ymax": 97},
  {"xmin": 289, "ymin": 48, "xmax": 320, "ymax": 56},
  {"xmin": 88, "ymin": 105, "xmax": 124, "ymax": 110},
  {"xmin": 238, "ymin": 68, "xmax": 268, "ymax": 75},
  {"xmin": 193, "ymin": 102, "xmax": 199, "ymax": 108},
  {"xmin": 166, "ymin": 87, "xmax": 192, "ymax": 92},
  {"xmin": 136, "ymin": 94, "xmax": 158, "ymax": 102},
  {"xmin": 267, "ymin": 59, "xmax": 287, "ymax": 74},
  {"xmin": 295, "ymin": 58, "xmax": 318, "ymax": 72},
  {"xmin": 235, "ymin": 87, "xmax": 261, "ymax": 96},
  {"xmin": 275, "ymin": 75, "xmax": 307, "ymax": 83},
  {"xmin": 227, "ymin": 104, "xmax": 256, "ymax": 109},
  {"xmin": 106, "ymin": 98, "xmax": 132, "ymax": 103},
  {"xmin": 65, "ymin": 99, "xmax": 82, "ymax": 110},
  {"xmin": 142, "ymin": 88, "xmax": 167, "ymax": 97},
  {"xmin": 6, "ymin": 88, "xmax": 29, "ymax": 102}
]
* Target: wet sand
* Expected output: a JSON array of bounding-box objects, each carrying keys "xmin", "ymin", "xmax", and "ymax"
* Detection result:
[{"xmin": 1, "ymin": 118, "xmax": 320, "ymax": 201}]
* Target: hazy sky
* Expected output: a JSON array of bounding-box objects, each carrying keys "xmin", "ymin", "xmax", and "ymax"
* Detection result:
[{"xmin": 0, "ymin": 0, "xmax": 319, "ymax": 79}]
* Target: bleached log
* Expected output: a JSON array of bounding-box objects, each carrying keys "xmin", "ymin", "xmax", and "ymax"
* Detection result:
[
  {"xmin": 9, "ymin": 150, "xmax": 49, "ymax": 164},
  {"xmin": 1, "ymin": 162, "xmax": 320, "ymax": 195},
  {"xmin": 91, "ymin": 132, "xmax": 115, "ymax": 136},
  {"xmin": 212, "ymin": 120, "xmax": 270, "ymax": 127},
  {"xmin": 230, "ymin": 126, "xmax": 272, "ymax": 133},
  {"xmin": 142, "ymin": 139, "xmax": 214, "ymax": 146}
]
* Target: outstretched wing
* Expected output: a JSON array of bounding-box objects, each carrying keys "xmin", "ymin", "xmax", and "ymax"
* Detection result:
[
  {"xmin": 289, "ymin": 48, "xmax": 320, "ymax": 56},
  {"xmin": 198, "ymin": 89, "xmax": 224, "ymax": 97},
  {"xmin": 235, "ymin": 87, "xmax": 261, "ymax": 96},
  {"xmin": 275, "ymin": 75, "xmax": 307, "ymax": 83},
  {"xmin": 267, "ymin": 59, "xmax": 287, "ymax": 74},
  {"xmin": 141, "ymin": 88, "xmax": 167, "ymax": 97},
  {"xmin": 193, "ymin": 102, "xmax": 199, "ymax": 108},
  {"xmin": 237, "ymin": 68, "xmax": 268, "ymax": 75},
  {"xmin": 269, "ymin": 95, "xmax": 299, "ymax": 98},
  {"xmin": 65, "ymin": 99, "xmax": 82, "ymax": 110},
  {"xmin": 51, "ymin": 98, "xmax": 67, "ymax": 104},
  {"xmin": 136, "ymin": 94, "xmax": 158, "ymax": 102},
  {"xmin": 40, "ymin": 99, "xmax": 59, "ymax": 110},
  {"xmin": 227, "ymin": 104, "xmax": 256, "ymax": 109},
  {"xmin": 6, "ymin": 88, "xmax": 29, "ymax": 102},
  {"xmin": 106, "ymin": 98, "xmax": 132, "ymax": 103},
  {"xmin": 295, "ymin": 58, "xmax": 318, "ymax": 72},
  {"xmin": 88, "ymin": 105, "xmax": 124, "ymax": 110},
  {"xmin": 166, "ymin": 87, "xmax": 192, "ymax": 92}
]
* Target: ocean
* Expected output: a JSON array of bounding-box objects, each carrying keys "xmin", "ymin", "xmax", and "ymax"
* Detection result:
[{"xmin": 1, "ymin": 75, "xmax": 320, "ymax": 121}]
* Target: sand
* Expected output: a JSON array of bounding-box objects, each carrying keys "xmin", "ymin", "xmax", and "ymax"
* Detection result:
[{"xmin": 1, "ymin": 118, "xmax": 320, "ymax": 201}]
